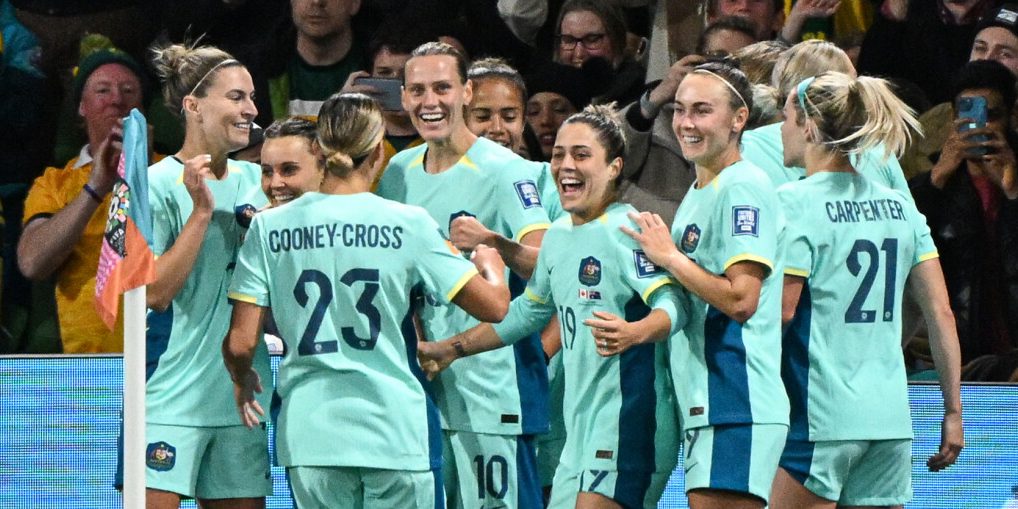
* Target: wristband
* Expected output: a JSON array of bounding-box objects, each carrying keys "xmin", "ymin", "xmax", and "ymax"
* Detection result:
[
  {"xmin": 82, "ymin": 183, "xmax": 103, "ymax": 204},
  {"xmin": 452, "ymin": 340, "xmax": 467, "ymax": 358},
  {"xmin": 639, "ymin": 90, "xmax": 661, "ymax": 119}
]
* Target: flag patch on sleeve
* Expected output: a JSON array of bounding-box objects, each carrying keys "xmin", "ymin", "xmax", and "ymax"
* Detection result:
[
  {"xmin": 514, "ymin": 180, "xmax": 542, "ymax": 208},
  {"xmin": 732, "ymin": 206, "xmax": 759, "ymax": 236}
]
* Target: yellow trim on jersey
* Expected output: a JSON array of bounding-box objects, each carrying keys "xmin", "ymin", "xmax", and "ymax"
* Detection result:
[
  {"xmin": 784, "ymin": 267, "xmax": 810, "ymax": 278},
  {"xmin": 917, "ymin": 251, "xmax": 940, "ymax": 262},
  {"xmin": 227, "ymin": 292, "xmax": 260, "ymax": 304},
  {"xmin": 445, "ymin": 267, "xmax": 479, "ymax": 302},
  {"xmin": 514, "ymin": 223, "xmax": 551, "ymax": 242},
  {"xmin": 460, "ymin": 155, "xmax": 479, "ymax": 172},
  {"xmin": 641, "ymin": 278, "xmax": 674, "ymax": 303},
  {"xmin": 411, "ymin": 153, "xmax": 425, "ymax": 168},
  {"xmin": 722, "ymin": 253, "xmax": 774, "ymax": 272},
  {"xmin": 524, "ymin": 287, "xmax": 549, "ymax": 305}
]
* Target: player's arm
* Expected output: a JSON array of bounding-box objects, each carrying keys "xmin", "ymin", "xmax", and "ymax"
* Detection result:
[
  {"xmin": 449, "ymin": 216, "xmax": 545, "ymax": 279},
  {"xmin": 452, "ymin": 245, "xmax": 511, "ymax": 323},
  {"xmin": 781, "ymin": 275, "xmax": 806, "ymax": 325},
  {"xmin": 18, "ymin": 128, "xmax": 123, "ymax": 280},
  {"xmin": 147, "ymin": 154, "xmax": 215, "ymax": 311},
  {"xmin": 908, "ymin": 258, "xmax": 964, "ymax": 471},
  {"xmin": 222, "ymin": 300, "xmax": 267, "ymax": 429},
  {"xmin": 585, "ymin": 281, "xmax": 686, "ymax": 356},
  {"xmin": 622, "ymin": 210, "xmax": 767, "ymax": 323}
]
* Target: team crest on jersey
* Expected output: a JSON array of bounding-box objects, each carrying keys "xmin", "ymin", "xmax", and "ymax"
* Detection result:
[
  {"xmin": 146, "ymin": 441, "xmax": 176, "ymax": 471},
  {"xmin": 235, "ymin": 204, "xmax": 257, "ymax": 229},
  {"xmin": 513, "ymin": 179, "xmax": 542, "ymax": 209},
  {"xmin": 732, "ymin": 205, "xmax": 759, "ymax": 236},
  {"xmin": 633, "ymin": 250, "xmax": 663, "ymax": 278},
  {"xmin": 681, "ymin": 224, "xmax": 701, "ymax": 253},
  {"xmin": 578, "ymin": 256, "xmax": 602, "ymax": 286},
  {"xmin": 578, "ymin": 288, "xmax": 602, "ymax": 300}
]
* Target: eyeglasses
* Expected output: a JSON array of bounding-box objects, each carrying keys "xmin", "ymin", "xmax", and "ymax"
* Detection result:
[{"xmin": 557, "ymin": 33, "xmax": 607, "ymax": 50}]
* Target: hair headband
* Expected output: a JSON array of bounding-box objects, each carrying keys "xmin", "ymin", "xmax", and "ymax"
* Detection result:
[
  {"xmin": 796, "ymin": 76, "xmax": 817, "ymax": 114},
  {"xmin": 693, "ymin": 69, "xmax": 748, "ymax": 110},
  {"xmin": 181, "ymin": 58, "xmax": 240, "ymax": 114}
]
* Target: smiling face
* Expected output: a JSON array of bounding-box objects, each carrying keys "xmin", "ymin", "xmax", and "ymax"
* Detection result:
[
  {"xmin": 401, "ymin": 54, "xmax": 472, "ymax": 143},
  {"xmin": 78, "ymin": 63, "xmax": 143, "ymax": 147},
  {"xmin": 260, "ymin": 135, "xmax": 323, "ymax": 206},
  {"xmin": 466, "ymin": 77, "xmax": 526, "ymax": 153},
  {"xmin": 557, "ymin": 10, "xmax": 616, "ymax": 68},
  {"xmin": 526, "ymin": 92, "xmax": 578, "ymax": 159},
  {"xmin": 551, "ymin": 122, "xmax": 619, "ymax": 224},
  {"xmin": 190, "ymin": 65, "xmax": 257, "ymax": 154},
  {"xmin": 672, "ymin": 73, "xmax": 747, "ymax": 170}
]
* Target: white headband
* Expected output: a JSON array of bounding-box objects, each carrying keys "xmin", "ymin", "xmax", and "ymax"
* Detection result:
[
  {"xmin": 181, "ymin": 58, "xmax": 240, "ymax": 114},
  {"xmin": 693, "ymin": 69, "xmax": 748, "ymax": 110}
]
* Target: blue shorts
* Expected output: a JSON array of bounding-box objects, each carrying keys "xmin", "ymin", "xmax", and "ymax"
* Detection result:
[{"xmin": 682, "ymin": 423, "xmax": 787, "ymax": 503}]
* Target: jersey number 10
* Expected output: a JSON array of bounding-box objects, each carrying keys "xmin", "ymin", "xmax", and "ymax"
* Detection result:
[{"xmin": 294, "ymin": 268, "xmax": 382, "ymax": 354}]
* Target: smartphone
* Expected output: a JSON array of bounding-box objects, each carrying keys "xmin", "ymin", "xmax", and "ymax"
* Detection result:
[
  {"xmin": 957, "ymin": 95, "xmax": 990, "ymax": 156},
  {"xmin": 353, "ymin": 77, "xmax": 404, "ymax": 112}
]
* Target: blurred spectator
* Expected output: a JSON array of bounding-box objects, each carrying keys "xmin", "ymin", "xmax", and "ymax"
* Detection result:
[
  {"xmin": 696, "ymin": 15, "xmax": 759, "ymax": 56},
  {"xmin": 618, "ymin": 54, "xmax": 700, "ymax": 226},
  {"xmin": 857, "ymin": 0, "xmax": 995, "ymax": 106},
  {"xmin": 553, "ymin": 0, "xmax": 646, "ymax": 104},
  {"xmin": 777, "ymin": 0, "xmax": 842, "ymax": 44},
  {"xmin": 339, "ymin": 21, "xmax": 426, "ymax": 188},
  {"xmin": 910, "ymin": 59, "xmax": 1018, "ymax": 364},
  {"xmin": 269, "ymin": 0, "xmax": 366, "ymax": 118},
  {"xmin": 465, "ymin": 57, "xmax": 531, "ymax": 158},
  {"xmin": 17, "ymin": 40, "xmax": 159, "ymax": 353},
  {"xmin": 524, "ymin": 59, "xmax": 594, "ymax": 160},
  {"xmin": 903, "ymin": 3, "xmax": 1018, "ymax": 179},
  {"xmin": 707, "ymin": 0, "xmax": 785, "ymax": 40},
  {"xmin": 733, "ymin": 39, "xmax": 789, "ymax": 84}
]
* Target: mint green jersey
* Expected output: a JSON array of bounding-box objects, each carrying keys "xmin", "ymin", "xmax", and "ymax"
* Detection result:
[
  {"xmin": 493, "ymin": 203, "xmax": 684, "ymax": 474},
  {"xmin": 145, "ymin": 157, "xmax": 272, "ymax": 427},
  {"xmin": 377, "ymin": 137, "xmax": 552, "ymax": 435},
  {"xmin": 228, "ymin": 192, "xmax": 477, "ymax": 470},
  {"xmin": 530, "ymin": 160, "xmax": 565, "ymax": 221},
  {"xmin": 741, "ymin": 122, "xmax": 910, "ymax": 194},
  {"xmin": 777, "ymin": 172, "xmax": 937, "ymax": 441},
  {"xmin": 669, "ymin": 159, "xmax": 790, "ymax": 430}
]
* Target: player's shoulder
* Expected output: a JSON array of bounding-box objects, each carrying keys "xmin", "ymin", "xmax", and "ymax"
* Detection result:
[{"xmin": 390, "ymin": 143, "xmax": 427, "ymax": 168}]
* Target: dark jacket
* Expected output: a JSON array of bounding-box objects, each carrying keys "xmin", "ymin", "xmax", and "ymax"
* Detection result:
[{"xmin": 910, "ymin": 167, "xmax": 1018, "ymax": 362}]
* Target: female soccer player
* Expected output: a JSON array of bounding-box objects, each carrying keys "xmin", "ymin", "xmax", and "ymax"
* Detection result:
[
  {"xmin": 622, "ymin": 61, "xmax": 790, "ymax": 509},
  {"xmin": 223, "ymin": 92, "xmax": 510, "ymax": 509},
  {"xmin": 769, "ymin": 72, "xmax": 963, "ymax": 508},
  {"xmin": 144, "ymin": 43, "xmax": 271, "ymax": 509},
  {"xmin": 259, "ymin": 117, "xmax": 324, "ymax": 207},
  {"xmin": 418, "ymin": 104, "xmax": 684, "ymax": 509}
]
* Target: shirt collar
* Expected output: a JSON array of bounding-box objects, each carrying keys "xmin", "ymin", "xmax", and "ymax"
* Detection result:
[{"xmin": 73, "ymin": 145, "xmax": 93, "ymax": 169}]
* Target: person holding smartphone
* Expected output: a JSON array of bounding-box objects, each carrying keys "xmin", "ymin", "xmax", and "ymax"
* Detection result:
[{"xmin": 909, "ymin": 59, "xmax": 1018, "ymax": 367}]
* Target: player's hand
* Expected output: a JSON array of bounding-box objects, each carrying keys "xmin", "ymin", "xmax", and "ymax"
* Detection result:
[
  {"xmin": 585, "ymin": 311, "xmax": 643, "ymax": 357},
  {"xmin": 232, "ymin": 369, "xmax": 264, "ymax": 429},
  {"xmin": 789, "ymin": 0, "xmax": 841, "ymax": 19},
  {"xmin": 417, "ymin": 340, "xmax": 456, "ymax": 379},
  {"xmin": 928, "ymin": 411, "xmax": 963, "ymax": 471},
  {"xmin": 183, "ymin": 154, "xmax": 215, "ymax": 214},
  {"xmin": 620, "ymin": 211, "xmax": 680, "ymax": 270},
  {"xmin": 647, "ymin": 54, "xmax": 705, "ymax": 115},
  {"xmin": 471, "ymin": 244, "xmax": 506, "ymax": 279},
  {"xmin": 89, "ymin": 120, "xmax": 125, "ymax": 196},
  {"xmin": 451, "ymin": 216, "xmax": 497, "ymax": 252}
]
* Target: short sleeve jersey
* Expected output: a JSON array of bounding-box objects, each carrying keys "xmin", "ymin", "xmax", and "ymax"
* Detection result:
[
  {"xmin": 741, "ymin": 122, "xmax": 911, "ymax": 194},
  {"xmin": 145, "ymin": 157, "xmax": 272, "ymax": 427},
  {"xmin": 777, "ymin": 172, "xmax": 937, "ymax": 441},
  {"xmin": 669, "ymin": 159, "xmax": 790, "ymax": 430},
  {"xmin": 377, "ymin": 136, "xmax": 552, "ymax": 435},
  {"xmin": 229, "ymin": 192, "xmax": 477, "ymax": 470},
  {"xmin": 494, "ymin": 203, "xmax": 682, "ymax": 473}
]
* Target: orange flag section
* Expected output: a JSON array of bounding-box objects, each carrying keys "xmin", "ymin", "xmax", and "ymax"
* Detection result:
[{"xmin": 95, "ymin": 218, "xmax": 155, "ymax": 329}]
